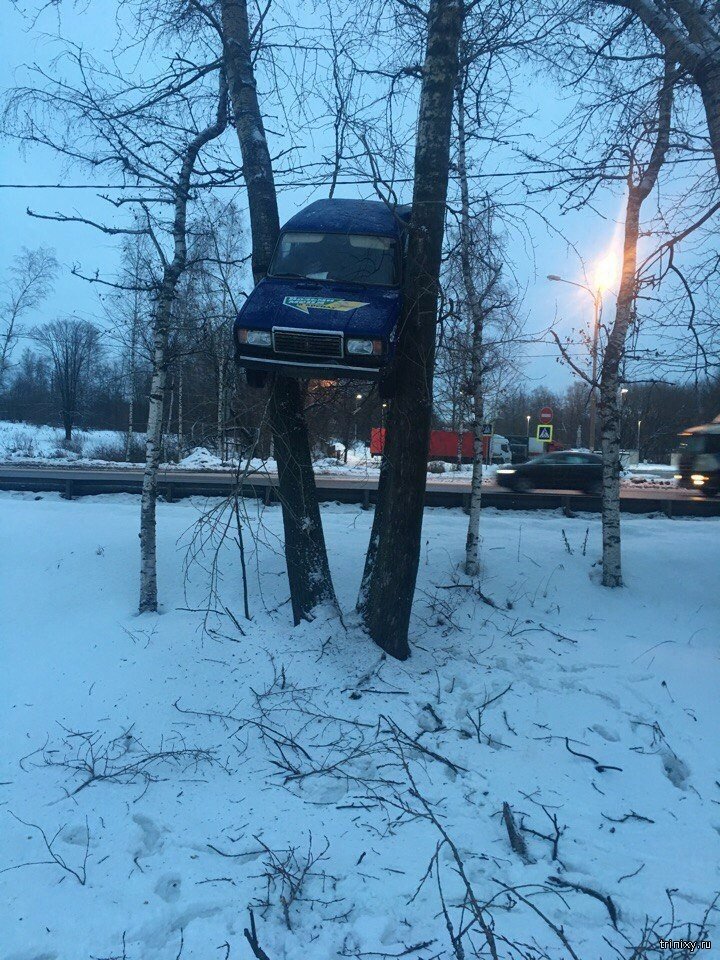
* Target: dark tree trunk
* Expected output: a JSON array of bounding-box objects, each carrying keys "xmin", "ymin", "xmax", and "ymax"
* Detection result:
[
  {"xmin": 220, "ymin": 0, "xmax": 336, "ymax": 622},
  {"xmin": 357, "ymin": 0, "xmax": 463, "ymax": 660},
  {"xmin": 269, "ymin": 378, "xmax": 335, "ymax": 622}
]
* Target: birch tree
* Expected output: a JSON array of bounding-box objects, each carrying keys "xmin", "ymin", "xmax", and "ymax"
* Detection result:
[
  {"xmin": 598, "ymin": 57, "xmax": 673, "ymax": 587},
  {"xmin": 599, "ymin": 0, "xmax": 720, "ymax": 180},
  {"xmin": 6, "ymin": 33, "xmax": 233, "ymax": 612},
  {"xmin": 138, "ymin": 75, "xmax": 228, "ymax": 612},
  {"xmin": 544, "ymin": 27, "xmax": 719, "ymax": 587}
]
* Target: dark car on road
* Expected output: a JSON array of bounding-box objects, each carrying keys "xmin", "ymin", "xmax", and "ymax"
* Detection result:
[
  {"xmin": 234, "ymin": 198, "xmax": 410, "ymax": 392},
  {"xmin": 496, "ymin": 451, "xmax": 603, "ymax": 495}
]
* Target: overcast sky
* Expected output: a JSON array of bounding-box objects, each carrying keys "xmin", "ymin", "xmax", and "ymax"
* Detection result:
[{"xmin": 1, "ymin": 2, "xmax": 633, "ymax": 406}]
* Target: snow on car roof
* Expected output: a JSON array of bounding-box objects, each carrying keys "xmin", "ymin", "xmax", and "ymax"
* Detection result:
[{"xmin": 281, "ymin": 198, "xmax": 410, "ymax": 238}]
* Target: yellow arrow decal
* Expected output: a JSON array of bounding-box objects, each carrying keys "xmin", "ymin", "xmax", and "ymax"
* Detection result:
[{"xmin": 283, "ymin": 296, "xmax": 368, "ymax": 315}]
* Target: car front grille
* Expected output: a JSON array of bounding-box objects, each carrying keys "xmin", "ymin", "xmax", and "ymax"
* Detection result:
[{"xmin": 273, "ymin": 329, "xmax": 343, "ymax": 359}]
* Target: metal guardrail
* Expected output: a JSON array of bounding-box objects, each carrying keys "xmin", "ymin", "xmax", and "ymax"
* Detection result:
[{"xmin": 1, "ymin": 466, "xmax": 718, "ymax": 517}]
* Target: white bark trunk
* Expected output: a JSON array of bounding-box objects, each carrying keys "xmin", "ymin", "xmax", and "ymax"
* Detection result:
[
  {"xmin": 465, "ymin": 343, "xmax": 484, "ymax": 577},
  {"xmin": 177, "ymin": 364, "xmax": 183, "ymax": 456},
  {"xmin": 139, "ymin": 309, "xmax": 169, "ymax": 612},
  {"xmin": 138, "ymin": 72, "xmax": 227, "ymax": 614},
  {"xmin": 217, "ymin": 357, "xmax": 225, "ymax": 460},
  {"xmin": 457, "ymin": 71, "xmax": 487, "ymax": 577},
  {"xmin": 599, "ymin": 58, "xmax": 672, "ymax": 588}
]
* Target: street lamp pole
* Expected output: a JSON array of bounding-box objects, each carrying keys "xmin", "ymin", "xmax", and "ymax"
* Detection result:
[
  {"xmin": 526, "ymin": 414, "xmax": 530, "ymax": 437},
  {"xmin": 637, "ymin": 419, "xmax": 642, "ymax": 462},
  {"xmin": 548, "ymin": 274, "xmax": 602, "ymax": 451}
]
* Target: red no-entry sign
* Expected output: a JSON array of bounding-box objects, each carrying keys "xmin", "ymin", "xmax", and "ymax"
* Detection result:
[{"xmin": 540, "ymin": 406, "xmax": 553, "ymax": 424}]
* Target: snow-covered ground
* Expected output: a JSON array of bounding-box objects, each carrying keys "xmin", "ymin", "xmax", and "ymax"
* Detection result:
[
  {"xmin": 0, "ymin": 421, "xmax": 500, "ymax": 482},
  {"xmin": 1, "ymin": 492, "xmax": 717, "ymax": 959},
  {"xmin": 0, "ymin": 420, "xmax": 142, "ymax": 466}
]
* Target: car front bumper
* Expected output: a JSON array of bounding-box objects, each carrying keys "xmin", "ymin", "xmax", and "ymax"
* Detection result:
[{"xmin": 235, "ymin": 334, "xmax": 391, "ymax": 380}]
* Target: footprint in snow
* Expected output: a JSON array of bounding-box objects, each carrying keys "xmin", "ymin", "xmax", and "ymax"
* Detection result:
[
  {"xmin": 133, "ymin": 813, "xmax": 165, "ymax": 858},
  {"xmin": 154, "ymin": 873, "xmax": 182, "ymax": 903},
  {"xmin": 659, "ymin": 748, "xmax": 690, "ymax": 790},
  {"xmin": 60, "ymin": 822, "xmax": 91, "ymax": 846},
  {"xmin": 590, "ymin": 723, "xmax": 621, "ymax": 743}
]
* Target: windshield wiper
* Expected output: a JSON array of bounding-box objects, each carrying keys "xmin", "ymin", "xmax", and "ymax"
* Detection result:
[{"xmin": 270, "ymin": 272, "xmax": 318, "ymax": 281}]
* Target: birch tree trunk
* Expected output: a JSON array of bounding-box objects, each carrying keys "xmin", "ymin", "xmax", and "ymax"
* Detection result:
[
  {"xmin": 358, "ymin": 0, "xmax": 463, "ymax": 659},
  {"xmin": 599, "ymin": 57, "xmax": 673, "ymax": 588},
  {"xmin": 126, "ymin": 345, "xmax": 135, "ymax": 461},
  {"xmin": 456, "ymin": 75, "xmax": 485, "ymax": 578},
  {"xmin": 177, "ymin": 364, "xmax": 183, "ymax": 455},
  {"xmin": 465, "ymin": 328, "xmax": 484, "ymax": 576},
  {"xmin": 217, "ymin": 354, "xmax": 225, "ymax": 459},
  {"xmin": 138, "ymin": 73, "xmax": 227, "ymax": 613},
  {"xmin": 220, "ymin": 0, "xmax": 336, "ymax": 623},
  {"xmin": 139, "ymin": 293, "xmax": 170, "ymax": 611},
  {"xmin": 616, "ymin": 0, "xmax": 720, "ymax": 180}
]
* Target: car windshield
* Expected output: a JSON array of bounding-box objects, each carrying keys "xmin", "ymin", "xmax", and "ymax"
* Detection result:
[
  {"xmin": 679, "ymin": 435, "xmax": 706, "ymax": 455},
  {"xmin": 680, "ymin": 433, "xmax": 720, "ymax": 456},
  {"xmin": 269, "ymin": 232, "xmax": 398, "ymax": 286}
]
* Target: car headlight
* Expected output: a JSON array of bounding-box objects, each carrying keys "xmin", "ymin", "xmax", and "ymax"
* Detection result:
[
  {"xmin": 346, "ymin": 338, "xmax": 374, "ymax": 355},
  {"xmin": 347, "ymin": 339, "xmax": 383, "ymax": 356},
  {"xmin": 497, "ymin": 468, "xmax": 516, "ymax": 475},
  {"xmin": 246, "ymin": 329, "xmax": 272, "ymax": 347}
]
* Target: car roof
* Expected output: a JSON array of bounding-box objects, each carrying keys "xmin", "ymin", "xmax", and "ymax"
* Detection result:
[
  {"xmin": 281, "ymin": 198, "xmax": 411, "ymax": 238},
  {"xmin": 680, "ymin": 421, "xmax": 720, "ymax": 436}
]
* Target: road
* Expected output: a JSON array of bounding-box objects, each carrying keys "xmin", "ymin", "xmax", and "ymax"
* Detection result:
[{"xmin": 1, "ymin": 462, "xmax": 717, "ymax": 516}]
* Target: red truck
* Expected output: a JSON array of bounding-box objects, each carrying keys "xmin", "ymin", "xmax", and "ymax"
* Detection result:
[{"xmin": 370, "ymin": 428, "xmax": 511, "ymax": 464}]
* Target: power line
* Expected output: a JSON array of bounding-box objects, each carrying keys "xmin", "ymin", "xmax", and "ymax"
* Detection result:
[
  {"xmin": 0, "ymin": 155, "xmax": 711, "ymax": 191},
  {"xmin": 0, "ymin": 168, "xmax": 654, "ymax": 190}
]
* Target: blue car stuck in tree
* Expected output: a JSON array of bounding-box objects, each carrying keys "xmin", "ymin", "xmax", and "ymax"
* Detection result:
[{"xmin": 234, "ymin": 199, "xmax": 409, "ymax": 392}]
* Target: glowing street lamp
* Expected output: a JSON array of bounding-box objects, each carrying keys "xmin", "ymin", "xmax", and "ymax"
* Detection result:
[
  {"xmin": 547, "ymin": 254, "xmax": 618, "ymax": 451},
  {"xmin": 594, "ymin": 253, "xmax": 620, "ymax": 293},
  {"xmin": 526, "ymin": 414, "xmax": 531, "ymax": 436}
]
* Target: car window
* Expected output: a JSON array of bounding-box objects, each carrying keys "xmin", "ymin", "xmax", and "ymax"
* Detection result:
[
  {"xmin": 270, "ymin": 232, "xmax": 398, "ymax": 286},
  {"xmin": 679, "ymin": 436, "xmax": 706, "ymax": 455}
]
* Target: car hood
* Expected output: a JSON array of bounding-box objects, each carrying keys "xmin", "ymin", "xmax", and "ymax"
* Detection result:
[{"xmin": 236, "ymin": 277, "xmax": 402, "ymax": 337}]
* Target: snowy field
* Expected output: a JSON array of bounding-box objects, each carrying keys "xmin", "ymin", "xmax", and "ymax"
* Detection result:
[
  {"xmin": 0, "ymin": 420, "xmax": 675, "ymax": 486},
  {"xmin": 1, "ymin": 492, "xmax": 718, "ymax": 959}
]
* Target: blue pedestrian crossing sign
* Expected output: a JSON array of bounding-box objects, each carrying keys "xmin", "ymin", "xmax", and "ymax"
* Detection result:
[{"xmin": 536, "ymin": 424, "xmax": 553, "ymax": 442}]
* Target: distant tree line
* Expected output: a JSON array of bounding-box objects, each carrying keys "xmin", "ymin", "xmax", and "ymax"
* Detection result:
[
  {"xmin": 3, "ymin": 319, "xmax": 717, "ymax": 464},
  {"xmin": 493, "ymin": 379, "xmax": 720, "ymax": 462}
]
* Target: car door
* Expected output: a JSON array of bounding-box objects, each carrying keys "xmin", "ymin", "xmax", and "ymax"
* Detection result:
[
  {"xmin": 531, "ymin": 453, "xmax": 566, "ymax": 488},
  {"xmin": 561, "ymin": 453, "xmax": 588, "ymax": 487},
  {"xmin": 564, "ymin": 453, "xmax": 601, "ymax": 488}
]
